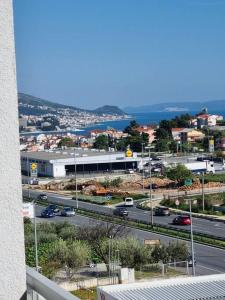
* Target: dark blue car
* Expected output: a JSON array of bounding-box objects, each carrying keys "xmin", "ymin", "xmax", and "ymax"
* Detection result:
[{"xmin": 41, "ymin": 208, "xmax": 55, "ymax": 218}]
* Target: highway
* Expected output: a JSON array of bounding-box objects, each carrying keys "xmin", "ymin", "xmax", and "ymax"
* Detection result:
[
  {"xmin": 23, "ymin": 189, "xmax": 225, "ymax": 240},
  {"xmin": 34, "ymin": 205, "xmax": 225, "ymax": 277}
]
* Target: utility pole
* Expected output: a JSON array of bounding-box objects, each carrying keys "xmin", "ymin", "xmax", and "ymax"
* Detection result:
[{"xmin": 202, "ymin": 172, "xmax": 205, "ymax": 211}]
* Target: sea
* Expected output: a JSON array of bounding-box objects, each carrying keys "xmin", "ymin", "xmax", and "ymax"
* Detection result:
[{"xmin": 20, "ymin": 110, "xmax": 225, "ymax": 137}]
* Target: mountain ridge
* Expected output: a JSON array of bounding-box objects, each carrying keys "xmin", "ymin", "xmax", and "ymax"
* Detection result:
[{"xmin": 18, "ymin": 93, "xmax": 126, "ymax": 116}]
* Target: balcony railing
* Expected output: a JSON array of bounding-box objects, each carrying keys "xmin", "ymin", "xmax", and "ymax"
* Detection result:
[{"xmin": 26, "ymin": 266, "xmax": 80, "ymax": 300}]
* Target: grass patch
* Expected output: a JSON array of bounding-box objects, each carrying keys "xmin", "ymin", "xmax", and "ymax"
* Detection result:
[
  {"xmin": 71, "ymin": 288, "xmax": 97, "ymax": 300},
  {"xmin": 199, "ymin": 173, "xmax": 225, "ymax": 183},
  {"xmin": 135, "ymin": 267, "xmax": 185, "ymax": 280},
  {"xmin": 72, "ymin": 193, "xmax": 148, "ymax": 205}
]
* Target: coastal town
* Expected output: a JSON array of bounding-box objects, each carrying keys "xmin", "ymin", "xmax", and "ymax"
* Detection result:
[
  {"xmin": 19, "ymin": 93, "xmax": 129, "ymax": 133},
  {"xmin": 20, "ymin": 108, "xmax": 225, "ymax": 154}
]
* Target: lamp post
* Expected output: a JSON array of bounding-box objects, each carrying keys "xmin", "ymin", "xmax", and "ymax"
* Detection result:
[
  {"xmin": 186, "ymin": 198, "xmax": 196, "ymax": 276},
  {"xmin": 74, "ymin": 148, "xmax": 78, "ymax": 210},
  {"xmin": 141, "ymin": 143, "xmax": 145, "ymax": 192},
  {"xmin": 31, "ymin": 200, "xmax": 39, "ymax": 272},
  {"xmin": 146, "ymin": 145, "xmax": 153, "ymax": 226},
  {"xmin": 202, "ymin": 172, "xmax": 205, "ymax": 211}
]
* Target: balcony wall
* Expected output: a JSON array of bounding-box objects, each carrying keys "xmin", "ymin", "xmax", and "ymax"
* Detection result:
[{"xmin": 0, "ymin": 0, "xmax": 26, "ymax": 298}]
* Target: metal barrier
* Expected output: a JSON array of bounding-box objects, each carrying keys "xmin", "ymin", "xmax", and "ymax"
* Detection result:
[{"xmin": 26, "ymin": 266, "xmax": 80, "ymax": 300}]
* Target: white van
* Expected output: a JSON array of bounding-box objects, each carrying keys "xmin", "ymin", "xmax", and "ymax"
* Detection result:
[{"xmin": 124, "ymin": 197, "xmax": 134, "ymax": 207}]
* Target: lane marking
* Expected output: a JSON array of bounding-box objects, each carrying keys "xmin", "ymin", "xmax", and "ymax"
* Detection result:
[{"xmin": 197, "ymin": 264, "xmax": 224, "ymax": 274}]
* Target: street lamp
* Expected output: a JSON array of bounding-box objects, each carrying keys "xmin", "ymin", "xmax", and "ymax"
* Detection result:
[
  {"xmin": 141, "ymin": 143, "xmax": 145, "ymax": 192},
  {"xmin": 202, "ymin": 172, "xmax": 205, "ymax": 211},
  {"xmin": 145, "ymin": 145, "xmax": 154, "ymax": 226},
  {"xmin": 185, "ymin": 198, "xmax": 197, "ymax": 276},
  {"xmin": 31, "ymin": 200, "xmax": 39, "ymax": 272}
]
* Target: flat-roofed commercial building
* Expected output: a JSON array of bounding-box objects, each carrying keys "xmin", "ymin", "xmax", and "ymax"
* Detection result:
[{"xmin": 21, "ymin": 148, "xmax": 141, "ymax": 178}]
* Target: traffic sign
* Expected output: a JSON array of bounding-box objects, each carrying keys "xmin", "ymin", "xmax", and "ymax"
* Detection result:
[
  {"xmin": 105, "ymin": 194, "xmax": 112, "ymax": 200},
  {"xmin": 175, "ymin": 200, "xmax": 180, "ymax": 206}
]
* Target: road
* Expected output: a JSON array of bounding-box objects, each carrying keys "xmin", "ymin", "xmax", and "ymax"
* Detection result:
[
  {"xmin": 34, "ymin": 205, "xmax": 225, "ymax": 276},
  {"xmin": 23, "ymin": 189, "xmax": 225, "ymax": 240}
]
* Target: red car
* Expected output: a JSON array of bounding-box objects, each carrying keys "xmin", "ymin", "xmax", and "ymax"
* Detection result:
[{"xmin": 172, "ymin": 215, "xmax": 191, "ymax": 225}]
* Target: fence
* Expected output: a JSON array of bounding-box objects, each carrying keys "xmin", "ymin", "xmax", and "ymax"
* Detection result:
[{"xmin": 135, "ymin": 261, "xmax": 189, "ymax": 281}]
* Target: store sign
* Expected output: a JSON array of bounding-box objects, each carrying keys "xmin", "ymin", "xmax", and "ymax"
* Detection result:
[
  {"xmin": 209, "ymin": 138, "xmax": 214, "ymax": 153},
  {"xmin": 30, "ymin": 162, "xmax": 37, "ymax": 177},
  {"xmin": 126, "ymin": 149, "xmax": 133, "ymax": 157}
]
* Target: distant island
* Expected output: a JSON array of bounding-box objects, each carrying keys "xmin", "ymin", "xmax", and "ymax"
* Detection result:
[
  {"xmin": 124, "ymin": 99, "xmax": 225, "ymax": 113},
  {"xmin": 18, "ymin": 93, "xmax": 129, "ymax": 133}
]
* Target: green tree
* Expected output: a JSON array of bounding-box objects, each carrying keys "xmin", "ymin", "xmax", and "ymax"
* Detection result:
[
  {"xmin": 123, "ymin": 120, "xmax": 139, "ymax": 135},
  {"xmin": 155, "ymin": 139, "xmax": 169, "ymax": 152},
  {"xmin": 167, "ymin": 241, "xmax": 189, "ymax": 262},
  {"xmin": 166, "ymin": 164, "xmax": 193, "ymax": 182},
  {"xmin": 77, "ymin": 223, "xmax": 129, "ymax": 266},
  {"xmin": 151, "ymin": 244, "xmax": 170, "ymax": 263},
  {"xmin": 50, "ymin": 239, "xmax": 90, "ymax": 279},
  {"xmin": 115, "ymin": 237, "xmax": 152, "ymax": 268},
  {"xmin": 155, "ymin": 128, "xmax": 170, "ymax": 140},
  {"xmin": 58, "ymin": 137, "xmax": 74, "ymax": 148},
  {"xmin": 93, "ymin": 135, "xmax": 109, "ymax": 150},
  {"xmin": 151, "ymin": 241, "xmax": 188, "ymax": 263}
]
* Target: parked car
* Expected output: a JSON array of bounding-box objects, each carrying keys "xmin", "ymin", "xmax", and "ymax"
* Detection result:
[
  {"xmin": 46, "ymin": 204, "xmax": 60, "ymax": 213},
  {"xmin": 153, "ymin": 157, "xmax": 162, "ymax": 161},
  {"xmin": 41, "ymin": 208, "xmax": 55, "ymax": 218},
  {"xmin": 38, "ymin": 193, "xmax": 48, "ymax": 201},
  {"xmin": 172, "ymin": 215, "xmax": 191, "ymax": 225},
  {"xmin": 61, "ymin": 207, "xmax": 75, "ymax": 217},
  {"xmin": 113, "ymin": 207, "xmax": 129, "ymax": 217},
  {"xmin": 125, "ymin": 169, "xmax": 135, "ymax": 174},
  {"xmin": 154, "ymin": 206, "xmax": 170, "ymax": 216}
]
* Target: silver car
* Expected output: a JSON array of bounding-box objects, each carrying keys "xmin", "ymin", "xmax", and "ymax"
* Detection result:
[{"xmin": 61, "ymin": 207, "xmax": 75, "ymax": 217}]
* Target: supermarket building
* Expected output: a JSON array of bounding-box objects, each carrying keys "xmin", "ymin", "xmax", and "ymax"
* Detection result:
[{"xmin": 21, "ymin": 148, "xmax": 141, "ymax": 178}]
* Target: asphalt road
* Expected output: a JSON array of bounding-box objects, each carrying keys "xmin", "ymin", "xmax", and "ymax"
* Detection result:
[
  {"xmin": 23, "ymin": 189, "xmax": 225, "ymax": 240},
  {"xmin": 34, "ymin": 205, "xmax": 225, "ymax": 277}
]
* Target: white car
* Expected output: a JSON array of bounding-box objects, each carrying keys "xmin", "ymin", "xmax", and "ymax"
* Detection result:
[
  {"xmin": 125, "ymin": 169, "xmax": 135, "ymax": 174},
  {"xmin": 61, "ymin": 207, "xmax": 75, "ymax": 217},
  {"xmin": 124, "ymin": 197, "xmax": 134, "ymax": 207}
]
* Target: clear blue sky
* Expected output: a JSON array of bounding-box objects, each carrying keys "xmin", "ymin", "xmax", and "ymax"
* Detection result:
[{"xmin": 14, "ymin": 0, "xmax": 225, "ymax": 109}]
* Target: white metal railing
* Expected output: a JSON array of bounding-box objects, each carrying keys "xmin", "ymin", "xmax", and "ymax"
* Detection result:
[{"xmin": 26, "ymin": 266, "xmax": 80, "ymax": 300}]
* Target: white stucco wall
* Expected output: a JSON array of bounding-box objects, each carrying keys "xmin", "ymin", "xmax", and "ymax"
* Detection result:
[{"xmin": 0, "ymin": 0, "xmax": 26, "ymax": 298}]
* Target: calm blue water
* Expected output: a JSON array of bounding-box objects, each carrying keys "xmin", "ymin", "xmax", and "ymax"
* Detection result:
[{"xmin": 21, "ymin": 110, "xmax": 225, "ymax": 137}]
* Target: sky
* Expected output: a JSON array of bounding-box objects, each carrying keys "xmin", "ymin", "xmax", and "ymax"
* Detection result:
[{"xmin": 14, "ymin": 0, "xmax": 225, "ymax": 109}]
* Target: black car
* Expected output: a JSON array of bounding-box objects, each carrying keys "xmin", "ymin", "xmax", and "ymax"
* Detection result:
[
  {"xmin": 41, "ymin": 208, "xmax": 55, "ymax": 218},
  {"xmin": 46, "ymin": 204, "xmax": 60, "ymax": 213},
  {"xmin": 113, "ymin": 207, "xmax": 129, "ymax": 217},
  {"xmin": 188, "ymin": 254, "xmax": 197, "ymax": 267},
  {"xmin": 38, "ymin": 193, "xmax": 48, "ymax": 201},
  {"xmin": 154, "ymin": 206, "xmax": 170, "ymax": 216}
]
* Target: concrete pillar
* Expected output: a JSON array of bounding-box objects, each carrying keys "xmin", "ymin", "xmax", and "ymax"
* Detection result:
[{"xmin": 0, "ymin": 0, "xmax": 26, "ymax": 298}]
